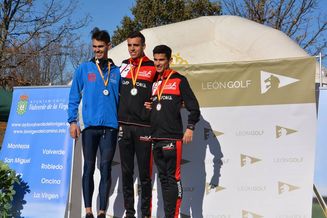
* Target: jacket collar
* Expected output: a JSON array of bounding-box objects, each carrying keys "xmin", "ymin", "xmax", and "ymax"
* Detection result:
[
  {"xmin": 129, "ymin": 55, "xmax": 150, "ymax": 66},
  {"xmin": 90, "ymin": 57, "xmax": 115, "ymax": 68}
]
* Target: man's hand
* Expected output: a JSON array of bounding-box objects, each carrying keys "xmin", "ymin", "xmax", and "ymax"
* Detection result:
[
  {"xmin": 144, "ymin": 101, "xmax": 152, "ymax": 110},
  {"xmin": 69, "ymin": 123, "xmax": 81, "ymax": 139},
  {"xmin": 182, "ymin": 128, "xmax": 193, "ymax": 144}
]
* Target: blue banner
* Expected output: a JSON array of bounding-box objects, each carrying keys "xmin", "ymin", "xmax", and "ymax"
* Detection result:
[
  {"xmin": 0, "ymin": 86, "xmax": 73, "ymax": 218},
  {"xmin": 314, "ymin": 88, "xmax": 327, "ymax": 196}
]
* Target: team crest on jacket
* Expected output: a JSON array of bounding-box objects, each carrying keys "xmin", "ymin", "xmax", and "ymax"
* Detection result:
[
  {"xmin": 164, "ymin": 81, "xmax": 177, "ymax": 90},
  {"xmin": 88, "ymin": 73, "xmax": 96, "ymax": 82},
  {"xmin": 138, "ymin": 70, "xmax": 153, "ymax": 78},
  {"xmin": 152, "ymin": 79, "xmax": 180, "ymax": 95}
]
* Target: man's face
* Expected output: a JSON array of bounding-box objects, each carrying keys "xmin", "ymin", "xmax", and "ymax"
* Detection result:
[
  {"xmin": 127, "ymin": 37, "xmax": 145, "ymax": 59},
  {"xmin": 153, "ymin": 53, "xmax": 171, "ymax": 74},
  {"xmin": 92, "ymin": 39, "xmax": 110, "ymax": 60}
]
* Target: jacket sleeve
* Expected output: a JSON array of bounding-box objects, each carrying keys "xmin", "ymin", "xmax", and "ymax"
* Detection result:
[
  {"xmin": 67, "ymin": 65, "xmax": 84, "ymax": 123},
  {"xmin": 180, "ymin": 75, "xmax": 200, "ymax": 127}
]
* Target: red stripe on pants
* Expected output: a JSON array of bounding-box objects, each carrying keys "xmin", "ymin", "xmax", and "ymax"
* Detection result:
[{"xmin": 174, "ymin": 140, "xmax": 182, "ymax": 218}]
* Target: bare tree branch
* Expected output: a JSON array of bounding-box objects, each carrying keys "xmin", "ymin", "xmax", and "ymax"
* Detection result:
[
  {"xmin": 0, "ymin": 0, "xmax": 91, "ymax": 86},
  {"xmin": 223, "ymin": 0, "xmax": 327, "ymax": 58}
]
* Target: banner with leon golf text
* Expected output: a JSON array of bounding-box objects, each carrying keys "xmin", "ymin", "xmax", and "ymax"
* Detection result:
[
  {"xmin": 173, "ymin": 57, "xmax": 316, "ymax": 217},
  {"xmin": 0, "ymin": 86, "xmax": 73, "ymax": 218}
]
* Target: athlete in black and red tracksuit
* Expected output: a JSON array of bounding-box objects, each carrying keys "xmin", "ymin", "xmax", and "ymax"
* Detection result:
[
  {"xmin": 146, "ymin": 45, "xmax": 200, "ymax": 218},
  {"xmin": 118, "ymin": 31, "xmax": 157, "ymax": 218}
]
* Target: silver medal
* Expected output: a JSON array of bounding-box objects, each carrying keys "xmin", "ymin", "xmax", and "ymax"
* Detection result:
[
  {"xmin": 156, "ymin": 103, "xmax": 162, "ymax": 111},
  {"xmin": 103, "ymin": 89, "xmax": 109, "ymax": 96},
  {"xmin": 130, "ymin": 88, "xmax": 138, "ymax": 96}
]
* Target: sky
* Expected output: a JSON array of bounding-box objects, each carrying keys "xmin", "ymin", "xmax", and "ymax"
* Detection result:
[
  {"xmin": 74, "ymin": 0, "xmax": 327, "ymax": 63},
  {"xmin": 76, "ymin": 0, "xmax": 135, "ymax": 43}
]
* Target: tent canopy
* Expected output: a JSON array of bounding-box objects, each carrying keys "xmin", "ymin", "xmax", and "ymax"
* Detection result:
[{"xmin": 109, "ymin": 15, "xmax": 309, "ymax": 65}]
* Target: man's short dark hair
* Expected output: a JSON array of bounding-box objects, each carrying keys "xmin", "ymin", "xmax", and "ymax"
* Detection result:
[
  {"xmin": 128, "ymin": 31, "xmax": 145, "ymax": 45},
  {"xmin": 153, "ymin": 45, "xmax": 172, "ymax": 60},
  {"xmin": 91, "ymin": 27, "xmax": 110, "ymax": 44}
]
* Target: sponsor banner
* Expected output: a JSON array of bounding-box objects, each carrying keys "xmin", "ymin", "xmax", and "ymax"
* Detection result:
[
  {"xmin": 173, "ymin": 57, "xmax": 316, "ymax": 107},
  {"xmin": 0, "ymin": 86, "xmax": 73, "ymax": 218},
  {"xmin": 314, "ymin": 88, "xmax": 327, "ymax": 196},
  {"xmin": 177, "ymin": 57, "xmax": 315, "ymax": 216}
]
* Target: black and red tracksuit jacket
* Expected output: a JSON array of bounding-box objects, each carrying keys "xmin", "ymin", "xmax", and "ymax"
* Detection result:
[
  {"xmin": 118, "ymin": 56, "xmax": 157, "ymax": 126},
  {"xmin": 151, "ymin": 70, "xmax": 200, "ymax": 140}
]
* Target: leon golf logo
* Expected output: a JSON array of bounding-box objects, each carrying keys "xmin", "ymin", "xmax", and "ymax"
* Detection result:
[
  {"xmin": 17, "ymin": 95, "xmax": 29, "ymax": 115},
  {"xmin": 260, "ymin": 71, "xmax": 299, "ymax": 94},
  {"xmin": 276, "ymin": 125, "xmax": 297, "ymax": 138},
  {"xmin": 242, "ymin": 210, "xmax": 263, "ymax": 218},
  {"xmin": 278, "ymin": 181, "xmax": 299, "ymax": 194},
  {"xmin": 205, "ymin": 182, "xmax": 225, "ymax": 195},
  {"xmin": 241, "ymin": 154, "xmax": 261, "ymax": 167}
]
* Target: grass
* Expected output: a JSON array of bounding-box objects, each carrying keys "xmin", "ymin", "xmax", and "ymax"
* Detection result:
[{"xmin": 312, "ymin": 202, "xmax": 326, "ymax": 218}]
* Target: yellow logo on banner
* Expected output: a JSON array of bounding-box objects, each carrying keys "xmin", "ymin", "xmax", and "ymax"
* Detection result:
[
  {"xmin": 260, "ymin": 70, "xmax": 299, "ymax": 94},
  {"xmin": 242, "ymin": 210, "xmax": 264, "ymax": 218},
  {"xmin": 276, "ymin": 126, "xmax": 297, "ymax": 138},
  {"xmin": 241, "ymin": 154, "xmax": 261, "ymax": 167},
  {"xmin": 172, "ymin": 53, "xmax": 188, "ymax": 65},
  {"xmin": 278, "ymin": 181, "xmax": 300, "ymax": 194},
  {"xmin": 204, "ymin": 128, "xmax": 224, "ymax": 140},
  {"xmin": 205, "ymin": 183, "xmax": 225, "ymax": 195}
]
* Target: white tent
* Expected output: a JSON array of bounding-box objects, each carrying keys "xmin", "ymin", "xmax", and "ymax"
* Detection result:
[
  {"xmin": 109, "ymin": 15, "xmax": 323, "ymax": 82},
  {"xmin": 109, "ymin": 15, "xmax": 307, "ymax": 63}
]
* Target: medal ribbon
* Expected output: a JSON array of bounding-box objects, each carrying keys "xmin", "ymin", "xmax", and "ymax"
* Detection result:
[
  {"xmin": 156, "ymin": 69, "xmax": 175, "ymax": 102},
  {"xmin": 130, "ymin": 57, "xmax": 143, "ymax": 88},
  {"xmin": 95, "ymin": 59, "xmax": 111, "ymax": 87}
]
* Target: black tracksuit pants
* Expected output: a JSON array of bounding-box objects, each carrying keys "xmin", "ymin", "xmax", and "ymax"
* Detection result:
[
  {"xmin": 118, "ymin": 124, "xmax": 152, "ymax": 218},
  {"xmin": 153, "ymin": 140, "xmax": 183, "ymax": 218}
]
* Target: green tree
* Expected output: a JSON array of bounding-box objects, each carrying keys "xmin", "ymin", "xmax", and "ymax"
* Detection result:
[{"xmin": 112, "ymin": 0, "xmax": 221, "ymax": 46}]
